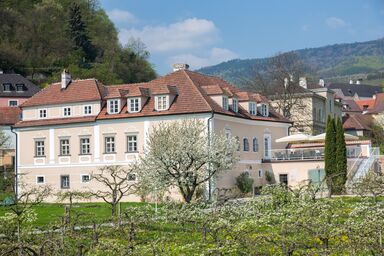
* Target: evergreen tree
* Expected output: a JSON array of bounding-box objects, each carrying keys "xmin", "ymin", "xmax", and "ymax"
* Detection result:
[
  {"xmin": 68, "ymin": 3, "xmax": 97, "ymax": 62},
  {"xmin": 335, "ymin": 117, "xmax": 347, "ymax": 194},
  {"xmin": 324, "ymin": 115, "xmax": 336, "ymax": 194}
]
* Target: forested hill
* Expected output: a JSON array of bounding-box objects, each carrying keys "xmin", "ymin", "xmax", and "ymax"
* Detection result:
[
  {"xmin": 197, "ymin": 38, "xmax": 384, "ymax": 86},
  {"xmin": 0, "ymin": 0, "xmax": 156, "ymax": 87}
]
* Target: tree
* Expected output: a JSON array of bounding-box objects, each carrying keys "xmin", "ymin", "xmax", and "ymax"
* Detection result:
[
  {"xmin": 244, "ymin": 52, "xmax": 315, "ymax": 134},
  {"xmin": 335, "ymin": 117, "xmax": 347, "ymax": 193},
  {"xmin": 91, "ymin": 165, "xmax": 137, "ymax": 217},
  {"xmin": 236, "ymin": 172, "xmax": 254, "ymax": 194},
  {"xmin": 137, "ymin": 119, "xmax": 238, "ymax": 203},
  {"xmin": 0, "ymin": 127, "xmax": 9, "ymax": 149},
  {"xmin": 324, "ymin": 116, "xmax": 336, "ymax": 195}
]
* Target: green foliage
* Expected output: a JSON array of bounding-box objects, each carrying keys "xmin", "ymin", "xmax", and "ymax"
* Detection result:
[
  {"xmin": 0, "ymin": 0, "xmax": 156, "ymax": 86},
  {"xmin": 235, "ymin": 172, "xmax": 254, "ymax": 194},
  {"xmin": 335, "ymin": 117, "xmax": 347, "ymax": 193},
  {"xmin": 325, "ymin": 115, "xmax": 336, "ymax": 193}
]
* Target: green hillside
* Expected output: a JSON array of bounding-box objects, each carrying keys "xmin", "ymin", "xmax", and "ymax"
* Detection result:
[{"xmin": 198, "ymin": 38, "xmax": 384, "ymax": 87}]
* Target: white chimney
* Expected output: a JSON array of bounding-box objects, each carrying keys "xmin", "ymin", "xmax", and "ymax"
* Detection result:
[
  {"xmin": 319, "ymin": 78, "xmax": 325, "ymax": 87},
  {"xmin": 349, "ymin": 79, "xmax": 353, "ymax": 84},
  {"xmin": 356, "ymin": 80, "xmax": 361, "ymax": 85},
  {"xmin": 61, "ymin": 69, "xmax": 71, "ymax": 89},
  {"xmin": 172, "ymin": 63, "xmax": 189, "ymax": 72},
  {"xmin": 299, "ymin": 77, "xmax": 307, "ymax": 89}
]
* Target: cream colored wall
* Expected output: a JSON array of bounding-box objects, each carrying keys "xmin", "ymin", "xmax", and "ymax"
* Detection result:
[
  {"xmin": 210, "ymin": 95, "xmax": 224, "ymax": 108},
  {"xmin": 22, "ymin": 101, "xmax": 101, "ymax": 121}
]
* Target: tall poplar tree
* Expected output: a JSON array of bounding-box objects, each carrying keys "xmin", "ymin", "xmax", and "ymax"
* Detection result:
[
  {"xmin": 324, "ymin": 115, "xmax": 336, "ymax": 194},
  {"xmin": 335, "ymin": 117, "xmax": 347, "ymax": 193}
]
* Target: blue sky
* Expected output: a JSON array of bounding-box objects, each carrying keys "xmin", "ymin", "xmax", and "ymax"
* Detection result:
[{"xmin": 100, "ymin": 0, "xmax": 384, "ymax": 75}]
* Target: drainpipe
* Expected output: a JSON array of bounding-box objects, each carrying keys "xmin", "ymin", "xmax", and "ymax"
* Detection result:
[
  {"xmin": 10, "ymin": 126, "xmax": 18, "ymax": 202},
  {"xmin": 207, "ymin": 111, "xmax": 214, "ymax": 201}
]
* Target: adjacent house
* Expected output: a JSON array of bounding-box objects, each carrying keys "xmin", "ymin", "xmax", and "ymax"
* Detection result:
[{"xmin": 14, "ymin": 66, "xmax": 291, "ymax": 201}]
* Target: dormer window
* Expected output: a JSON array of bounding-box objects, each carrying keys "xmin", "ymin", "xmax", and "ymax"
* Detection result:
[
  {"xmin": 63, "ymin": 107, "xmax": 72, "ymax": 117},
  {"xmin": 3, "ymin": 83, "xmax": 11, "ymax": 92},
  {"xmin": 108, "ymin": 99, "xmax": 120, "ymax": 114},
  {"xmin": 128, "ymin": 97, "xmax": 141, "ymax": 113},
  {"xmin": 261, "ymin": 104, "xmax": 269, "ymax": 117},
  {"xmin": 155, "ymin": 95, "xmax": 168, "ymax": 111},
  {"xmin": 39, "ymin": 109, "xmax": 47, "ymax": 119},
  {"xmin": 222, "ymin": 96, "xmax": 229, "ymax": 110},
  {"xmin": 16, "ymin": 84, "xmax": 24, "ymax": 92},
  {"xmin": 249, "ymin": 102, "xmax": 257, "ymax": 115},
  {"xmin": 232, "ymin": 98, "xmax": 238, "ymax": 113},
  {"xmin": 83, "ymin": 105, "xmax": 92, "ymax": 115}
]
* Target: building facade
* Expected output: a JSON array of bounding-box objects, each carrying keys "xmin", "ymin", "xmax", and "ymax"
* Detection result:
[{"xmin": 15, "ymin": 68, "xmax": 291, "ymax": 201}]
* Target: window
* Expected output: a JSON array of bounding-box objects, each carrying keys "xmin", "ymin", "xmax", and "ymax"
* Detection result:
[
  {"xmin": 279, "ymin": 174, "xmax": 288, "ymax": 186},
  {"xmin": 9, "ymin": 100, "xmax": 18, "ymax": 107},
  {"xmin": 243, "ymin": 138, "xmax": 249, "ymax": 151},
  {"xmin": 127, "ymin": 173, "xmax": 136, "ymax": 181},
  {"xmin": 61, "ymin": 175, "xmax": 70, "ymax": 189},
  {"xmin": 39, "ymin": 109, "xmax": 47, "ymax": 119},
  {"xmin": 105, "ymin": 136, "xmax": 115, "ymax": 153},
  {"xmin": 155, "ymin": 95, "xmax": 168, "ymax": 111},
  {"xmin": 81, "ymin": 174, "xmax": 90, "ymax": 183},
  {"xmin": 258, "ymin": 170, "xmax": 263, "ymax": 178},
  {"xmin": 63, "ymin": 107, "xmax": 71, "ymax": 117},
  {"xmin": 128, "ymin": 98, "xmax": 140, "ymax": 113},
  {"xmin": 232, "ymin": 98, "xmax": 238, "ymax": 113},
  {"xmin": 35, "ymin": 140, "xmax": 45, "ymax": 157},
  {"xmin": 16, "ymin": 84, "xmax": 24, "ymax": 92},
  {"xmin": 84, "ymin": 105, "xmax": 92, "ymax": 115},
  {"xmin": 3, "ymin": 83, "xmax": 11, "ymax": 92},
  {"xmin": 249, "ymin": 102, "xmax": 257, "ymax": 115},
  {"xmin": 253, "ymin": 138, "xmax": 258, "ymax": 152},
  {"xmin": 36, "ymin": 176, "xmax": 45, "ymax": 184},
  {"xmin": 264, "ymin": 135, "xmax": 271, "ymax": 158},
  {"xmin": 261, "ymin": 104, "xmax": 269, "ymax": 117},
  {"xmin": 127, "ymin": 135, "xmax": 137, "ymax": 152},
  {"xmin": 108, "ymin": 99, "xmax": 120, "ymax": 114},
  {"xmin": 222, "ymin": 96, "xmax": 229, "ymax": 110},
  {"xmin": 80, "ymin": 138, "xmax": 90, "ymax": 155},
  {"xmin": 60, "ymin": 139, "xmax": 70, "ymax": 156},
  {"xmin": 235, "ymin": 136, "xmax": 240, "ymax": 151}
]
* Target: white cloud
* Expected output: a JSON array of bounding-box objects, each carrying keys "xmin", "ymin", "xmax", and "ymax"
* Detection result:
[
  {"xmin": 107, "ymin": 9, "xmax": 137, "ymax": 24},
  {"xmin": 119, "ymin": 18, "xmax": 218, "ymax": 52},
  {"xmin": 325, "ymin": 17, "xmax": 347, "ymax": 29},
  {"xmin": 169, "ymin": 47, "xmax": 238, "ymax": 70}
]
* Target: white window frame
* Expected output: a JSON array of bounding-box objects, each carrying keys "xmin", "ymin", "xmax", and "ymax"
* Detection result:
[
  {"xmin": 261, "ymin": 104, "xmax": 269, "ymax": 117},
  {"xmin": 83, "ymin": 105, "xmax": 92, "ymax": 115},
  {"xmin": 35, "ymin": 140, "xmax": 45, "ymax": 157},
  {"xmin": 108, "ymin": 99, "xmax": 120, "ymax": 114},
  {"xmin": 127, "ymin": 173, "xmax": 137, "ymax": 182},
  {"xmin": 80, "ymin": 174, "xmax": 91, "ymax": 183},
  {"xmin": 80, "ymin": 137, "xmax": 91, "ymax": 155},
  {"xmin": 3, "ymin": 83, "xmax": 11, "ymax": 92},
  {"xmin": 232, "ymin": 98, "xmax": 238, "ymax": 113},
  {"xmin": 263, "ymin": 134, "xmax": 271, "ymax": 159},
  {"xmin": 60, "ymin": 175, "xmax": 70, "ymax": 189},
  {"xmin": 36, "ymin": 175, "xmax": 45, "ymax": 184},
  {"xmin": 38, "ymin": 108, "xmax": 47, "ymax": 119},
  {"xmin": 249, "ymin": 102, "xmax": 257, "ymax": 115},
  {"xmin": 155, "ymin": 95, "xmax": 168, "ymax": 111},
  {"xmin": 128, "ymin": 97, "xmax": 141, "ymax": 113},
  {"xmin": 126, "ymin": 135, "xmax": 138, "ymax": 153},
  {"xmin": 60, "ymin": 139, "xmax": 70, "ymax": 156},
  {"xmin": 8, "ymin": 100, "xmax": 18, "ymax": 107},
  {"xmin": 222, "ymin": 96, "xmax": 229, "ymax": 110},
  {"xmin": 253, "ymin": 137, "xmax": 259, "ymax": 152},
  {"xmin": 16, "ymin": 84, "xmax": 24, "ymax": 92},
  {"xmin": 104, "ymin": 136, "xmax": 115, "ymax": 153},
  {"xmin": 63, "ymin": 106, "xmax": 72, "ymax": 117},
  {"xmin": 243, "ymin": 137, "xmax": 249, "ymax": 151}
]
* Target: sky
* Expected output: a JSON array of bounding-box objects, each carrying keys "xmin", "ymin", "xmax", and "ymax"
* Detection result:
[{"xmin": 100, "ymin": 0, "xmax": 384, "ymax": 75}]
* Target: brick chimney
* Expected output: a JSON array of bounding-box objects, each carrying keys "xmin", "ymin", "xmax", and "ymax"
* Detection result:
[
  {"xmin": 172, "ymin": 63, "xmax": 189, "ymax": 72},
  {"xmin": 61, "ymin": 69, "xmax": 71, "ymax": 89}
]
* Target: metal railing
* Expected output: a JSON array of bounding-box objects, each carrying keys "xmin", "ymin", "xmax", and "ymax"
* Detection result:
[{"xmin": 269, "ymin": 146, "xmax": 362, "ymax": 161}]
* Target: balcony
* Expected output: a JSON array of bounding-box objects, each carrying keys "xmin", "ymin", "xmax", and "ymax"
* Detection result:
[{"xmin": 267, "ymin": 146, "xmax": 362, "ymax": 162}]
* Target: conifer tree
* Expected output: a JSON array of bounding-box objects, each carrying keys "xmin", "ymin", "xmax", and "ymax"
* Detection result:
[
  {"xmin": 335, "ymin": 117, "xmax": 347, "ymax": 193},
  {"xmin": 324, "ymin": 115, "xmax": 336, "ymax": 194}
]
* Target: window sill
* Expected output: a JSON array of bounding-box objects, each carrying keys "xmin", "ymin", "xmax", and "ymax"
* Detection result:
[
  {"xmin": 103, "ymin": 152, "xmax": 116, "ymax": 154},
  {"xmin": 34, "ymin": 156, "xmax": 46, "ymax": 158},
  {"xmin": 61, "ymin": 187, "xmax": 70, "ymax": 189},
  {"xmin": 58, "ymin": 155, "xmax": 71, "ymax": 157},
  {"xmin": 79, "ymin": 153, "xmax": 92, "ymax": 156},
  {"xmin": 125, "ymin": 151, "xmax": 139, "ymax": 154}
]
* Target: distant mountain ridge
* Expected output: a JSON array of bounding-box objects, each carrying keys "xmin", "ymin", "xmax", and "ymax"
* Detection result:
[{"xmin": 197, "ymin": 38, "xmax": 384, "ymax": 86}]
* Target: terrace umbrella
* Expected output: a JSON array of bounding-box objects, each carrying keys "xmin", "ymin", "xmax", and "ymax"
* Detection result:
[
  {"xmin": 275, "ymin": 133, "xmax": 312, "ymax": 143},
  {"xmin": 309, "ymin": 133, "xmax": 359, "ymax": 141}
]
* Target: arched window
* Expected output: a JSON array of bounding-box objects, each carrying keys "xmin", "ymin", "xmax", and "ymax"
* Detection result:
[
  {"xmin": 235, "ymin": 136, "xmax": 240, "ymax": 151},
  {"xmin": 253, "ymin": 138, "xmax": 258, "ymax": 152},
  {"xmin": 243, "ymin": 138, "xmax": 249, "ymax": 151}
]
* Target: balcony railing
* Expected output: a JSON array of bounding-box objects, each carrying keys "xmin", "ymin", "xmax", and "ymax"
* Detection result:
[{"xmin": 268, "ymin": 146, "xmax": 362, "ymax": 161}]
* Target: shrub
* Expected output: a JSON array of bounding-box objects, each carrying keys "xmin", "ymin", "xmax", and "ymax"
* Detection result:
[{"xmin": 235, "ymin": 172, "xmax": 254, "ymax": 194}]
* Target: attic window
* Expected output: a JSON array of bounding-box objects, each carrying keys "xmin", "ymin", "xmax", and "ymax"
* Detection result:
[
  {"xmin": 128, "ymin": 97, "xmax": 141, "ymax": 113},
  {"xmin": 222, "ymin": 96, "xmax": 229, "ymax": 110},
  {"xmin": 155, "ymin": 95, "xmax": 168, "ymax": 111},
  {"xmin": 3, "ymin": 83, "xmax": 11, "ymax": 92},
  {"xmin": 249, "ymin": 102, "xmax": 257, "ymax": 115},
  {"xmin": 232, "ymin": 98, "xmax": 238, "ymax": 113},
  {"xmin": 260, "ymin": 104, "xmax": 269, "ymax": 117},
  {"xmin": 16, "ymin": 84, "xmax": 24, "ymax": 92},
  {"xmin": 108, "ymin": 99, "xmax": 120, "ymax": 114}
]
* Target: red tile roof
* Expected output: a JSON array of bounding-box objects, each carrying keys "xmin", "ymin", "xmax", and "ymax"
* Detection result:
[
  {"xmin": 342, "ymin": 114, "xmax": 372, "ymax": 131},
  {"xmin": 355, "ymin": 99, "xmax": 375, "ymax": 110},
  {"xmin": 0, "ymin": 107, "xmax": 21, "ymax": 125},
  {"xmin": 21, "ymin": 79, "xmax": 105, "ymax": 107},
  {"xmin": 14, "ymin": 116, "xmax": 96, "ymax": 128},
  {"xmin": 16, "ymin": 70, "xmax": 290, "ymax": 127}
]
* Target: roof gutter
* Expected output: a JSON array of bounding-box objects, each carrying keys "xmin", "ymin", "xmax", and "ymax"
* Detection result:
[
  {"xmin": 207, "ymin": 110, "xmax": 214, "ymax": 201},
  {"xmin": 10, "ymin": 126, "xmax": 18, "ymax": 202}
]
